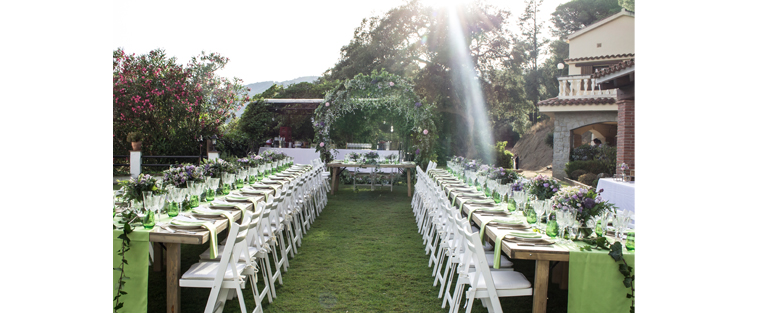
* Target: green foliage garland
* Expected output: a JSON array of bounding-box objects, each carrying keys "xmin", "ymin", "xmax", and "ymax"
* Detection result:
[{"xmin": 313, "ymin": 70, "xmax": 436, "ymax": 168}]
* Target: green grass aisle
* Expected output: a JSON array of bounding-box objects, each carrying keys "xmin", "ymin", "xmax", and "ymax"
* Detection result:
[
  {"xmin": 145, "ymin": 184, "xmax": 568, "ymax": 312},
  {"xmin": 262, "ymin": 185, "xmax": 444, "ymax": 312}
]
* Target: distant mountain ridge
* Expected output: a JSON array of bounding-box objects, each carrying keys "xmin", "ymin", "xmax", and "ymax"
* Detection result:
[
  {"xmin": 245, "ymin": 76, "xmax": 320, "ymax": 97},
  {"xmin": 234, "ymin": 75, "xmax": 320, "ymax": 118}
]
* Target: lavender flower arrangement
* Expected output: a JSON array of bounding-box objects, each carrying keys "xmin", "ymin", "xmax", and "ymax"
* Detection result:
[
  {"xmin": 551, "ymin": 186, "xmax": 615, "ymax": 228},
  {"xmin": 161, "ymin": 164, "xmax": 204, "ymax": 188},
  {"xmin": 525, "ymin": 175, "xmax": 562, "ymax": 200}
]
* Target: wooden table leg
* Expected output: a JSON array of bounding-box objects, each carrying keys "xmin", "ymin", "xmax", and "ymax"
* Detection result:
[
  {"xmin": 533, "ymin": 260, "xmax": 550, "ymax": 313},
  {"xmin": 331, "ymin": 167, "xmax": 339, "ymax": 194},
  {"xmin": 166, "ymin": 243, "xmax": 181, "ymax": 313},
  {"xmin": 407, "ymin": 169, "xmax": 412, "ymax": 197},
  {"xmin": 153, "ymin": 242, "xmax": 162, "ymax": 272}
]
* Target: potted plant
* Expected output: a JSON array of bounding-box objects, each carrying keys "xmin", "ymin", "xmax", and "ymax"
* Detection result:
[{"xmin": 126, "ymin": 132, "xmax": 143, "ymax": 151}]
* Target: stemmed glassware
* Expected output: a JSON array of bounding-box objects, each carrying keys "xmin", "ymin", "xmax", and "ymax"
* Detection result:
[
  {"xmin": 555, "ymin": 208, "xmax": 568, "ymax": 243},
  {"xmin": 166, "ymin": 187, "xmax": 180, "ymax": 217},
  {"xmin": 205, "ymin": 177, "xmax": 220, "ymax": 201},
  {"xmin": 533, "ymin": 200, "xmax": 547, "ymax": 232},
  {"xmin": 235, "ymin": 170, "xmax": 246, "ymax": 189},
  {"xmin": 186, "ymin": 181, "xmax": 200, "ymax": 209},
  {"xmin": 141, "ymin": 191, "xmax": 156, "ymax": 229}
]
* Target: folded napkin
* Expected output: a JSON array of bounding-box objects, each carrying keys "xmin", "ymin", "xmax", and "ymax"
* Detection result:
[
  {"xmin": 467, "ymin": 206, "xmax": 505, "ymax": 222},
  {"xmin": 210, "ymin": 201, "xmax": 247, "ymax": 218},
  {"xmin": 447, "ymin": 186, "xmax": 477, "ymax": 197},
  {"xmin": 170, "ymin": 216, "xmax": 219, "ymax": 259},
  {"xmin": 457, "ymin": 197, "xmax": 494, "ymax": 213},
  {"xmin": 479, "ymin": 218, "xmax": 527, "ymax": 242},
  {"xmin": 250, "ymin": 184, "xmax": 280, "ymax": 197},
  {"xmin": 192, "ymin": 207, "xmax": 234, "ymax": 229},
  {"xmin": 227, "ymin": 194, "xmax": 259, "ymax": 212},
  {"xmin": 451, "ymin": 192, "xmax": 486, "ymax": 206},
  {"xmin": 492, "ymin": 231, "xmax": 543, "ymax": 269}
]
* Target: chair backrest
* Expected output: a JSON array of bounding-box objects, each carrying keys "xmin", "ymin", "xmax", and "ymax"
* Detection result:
[{"xmin": 460, "ymin": 219, "xmax": 504, "ymax": 312}]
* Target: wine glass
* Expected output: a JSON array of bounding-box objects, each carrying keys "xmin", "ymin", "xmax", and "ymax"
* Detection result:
[
  {"xmin": 533, "ymin": 200, "xmax": 546, "ymax": 231},
  {"xmin": 567, "ymin": 220, "xmax": 580, "ymax": 241},
  {"xmin": 186, "ymin": 181, "xmax": 200, "ymax": 208},
  {"xmin": 555, "ymin": 208, "xmax": 568, "ymax": 243}
]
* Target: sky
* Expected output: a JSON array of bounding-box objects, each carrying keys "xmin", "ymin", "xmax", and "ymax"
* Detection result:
[{"xmin": 113, "ymin": 0, "xmax": 570, "ymax": 84}]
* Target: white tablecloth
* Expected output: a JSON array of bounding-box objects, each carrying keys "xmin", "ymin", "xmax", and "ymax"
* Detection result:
[
  {"xmin": 258, "ymin": 147, "xmax": 320, "ymax": 165},
  {"xmin": 330, "ymin": 149, "xmax": 401, "ymax": 173},
  {"xmin": 596, "ymin": 178, "xmax": 635, "ymax": 226}
]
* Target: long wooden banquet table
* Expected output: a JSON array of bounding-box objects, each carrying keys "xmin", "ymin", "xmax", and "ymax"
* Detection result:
[
  {"xmin": 327, "ymin": 161, "xmax": 415, "ymax": 197},
  {"xmin": 428, "ymin": 169, "xmax": 634, "ymax": 313},
  {"xmin": 112, "ymin": 166, "xmax": 308, "ymax": 313}
]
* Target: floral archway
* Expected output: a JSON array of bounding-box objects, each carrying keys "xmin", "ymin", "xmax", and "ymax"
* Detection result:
[{"xmin": 313, "ymin": 70, "xmax": 436, "ymax": 167}]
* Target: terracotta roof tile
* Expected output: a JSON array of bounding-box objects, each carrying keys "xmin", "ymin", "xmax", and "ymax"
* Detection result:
[
  {"xmin": 537, "ymin": 97, "xmax": 617, "ymax": 106},
  {"xmin": 592, "ymin": 59, "xmax": 634, "ymax": 79},
  {"xmin": 565, "ymin": 53, "xmax": 634, "ymax": 63}
]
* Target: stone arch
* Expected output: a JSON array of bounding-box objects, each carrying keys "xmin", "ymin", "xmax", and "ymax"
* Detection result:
[
  {"xmin": 550, "ymin": 111, "xmax": 618, "ymax": 178},
  {"xmin": 312, "ymin": 70, "xmax": 436, "ymax": 167}
]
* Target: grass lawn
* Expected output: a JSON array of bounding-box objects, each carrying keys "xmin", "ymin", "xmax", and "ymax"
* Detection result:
[{"xmin": 144, "ymin": 184, "xmax": 569, "ymax": 312}]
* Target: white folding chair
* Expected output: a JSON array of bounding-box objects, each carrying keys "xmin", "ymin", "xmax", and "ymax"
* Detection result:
[{"xmin": 180, "ymin": 217, "xmax": 254, "ymax": 313}]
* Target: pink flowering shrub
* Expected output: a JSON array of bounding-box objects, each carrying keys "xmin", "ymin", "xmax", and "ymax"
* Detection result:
[{"xmin": 113, "ymin": 48, "xmax": 250, "ymax": 155}]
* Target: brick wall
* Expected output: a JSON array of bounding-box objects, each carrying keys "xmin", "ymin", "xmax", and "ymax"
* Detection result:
[{"xmin": 616, "ymin": 100, "xmax": 635, "ymax": 175}]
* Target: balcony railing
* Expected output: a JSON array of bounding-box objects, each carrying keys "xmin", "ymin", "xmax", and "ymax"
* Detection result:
[{"xmin": 557, "ymin": 75, "xmax": 618, "ymax": 99}]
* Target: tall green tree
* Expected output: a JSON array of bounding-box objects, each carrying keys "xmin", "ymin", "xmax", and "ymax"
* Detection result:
[
  {"xmin": 519, "ymin": 0, "xmax": 550, "ymax": 124},
  {"xmin": 550, "ymin": 0, "xmax": 622, "ymax": 38}
]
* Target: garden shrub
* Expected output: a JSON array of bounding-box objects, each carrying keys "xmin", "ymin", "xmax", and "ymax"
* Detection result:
[
  {"xmin": 591, "ymin": 178, "xmax": 599, "ymax": 189},
  {"xmin": 570, "ymin": 169, "xmax": 587, "ymax": 180},
  {"xmin": 564, "ymin": 160, "xmax": 608, "ymax": 177},
  {"xmin": 494, "ymin": 141, "xmax": 514, "ymax": 169},
  {"xmin": 569, "ymin": 144, "xmax": 617, "ymax": 176},
  {"xmin": 578, "ymin": 173, "xmax": 596, "ymax": 186},
  {"xmin": 544, "ymin": 132, "xmax": 553, "ymax": 148}
]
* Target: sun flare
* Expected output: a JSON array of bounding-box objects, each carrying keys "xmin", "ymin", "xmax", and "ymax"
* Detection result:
[{"xmin": 423, "ymin": 0, "xmax": 472, "ymax": 9}]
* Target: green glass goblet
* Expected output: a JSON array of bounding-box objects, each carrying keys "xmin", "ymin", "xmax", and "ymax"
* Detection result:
[
  {"xmin": 546, "ymin": 218, "xmax": 558, "ymax": 238},
  {"xmin": 625, "ymin": 231, "xmax": 635, "ymax": 251}
]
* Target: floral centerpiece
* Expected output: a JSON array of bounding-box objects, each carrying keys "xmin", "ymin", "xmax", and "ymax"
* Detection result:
[
  {"xmin": 235, "ymin": 157, "xmax": 251, "ymax": 169},
  {"xmin": 118, "ymin": 174, "xmax": 160, "ymax": 203},
  {"xmin": 552, "ymin": 186, "xmax": 616, "ymax": 238},
  {"xmin": 525, "ymin": 175, "xmax": 562, "ymax": 200},
  {"xmin": 161, "ymin": 164, "xmax": 204, "ymax": 188},
  {"xmin": 347, "ymin": 152, "xmax": 360, "ymax": 163},
  {"xmin": 385, "ymin": 154, "xmax": 397, "ymax": 164}
]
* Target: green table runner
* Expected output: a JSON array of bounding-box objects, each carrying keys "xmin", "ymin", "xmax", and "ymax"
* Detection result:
[
  {"xmin": 112, "ymin": 221, "xmax": 150, "ymax": 313},
  {"xmin": 568, "ymin": 241, "xmax": 635, "ymax": 313}
]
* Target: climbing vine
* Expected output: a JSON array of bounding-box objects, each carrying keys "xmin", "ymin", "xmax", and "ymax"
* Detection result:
[{"xmin": 313, "ymin": 70, "xmax": 437, "ymax": 168}]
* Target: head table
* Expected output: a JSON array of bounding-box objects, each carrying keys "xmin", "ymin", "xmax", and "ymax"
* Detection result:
[
  {"xmin": 112, "ymin": 166, "xmax": 306, "ymax": 313},
  {"xmin": 427, "ymin": 169, "xmax": 635, "ymax": 313},
  {"xmin": 326, "ymin": 161, "xmax": 415, "ymax": 197}
]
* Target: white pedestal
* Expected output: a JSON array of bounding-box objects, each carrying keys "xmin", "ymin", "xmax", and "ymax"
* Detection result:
[
  {"xmin": 208, "ymin": 152, "xmax": 219, "ymax": 160},
  {"xmin": 130, "ymin": 151, "xmax": 142, "ymax": 179}
]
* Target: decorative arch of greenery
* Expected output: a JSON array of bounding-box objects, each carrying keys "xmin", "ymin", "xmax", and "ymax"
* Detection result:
[{"xmin": 313, "ymin": 70, "xmax": 437, "ymax": 168}]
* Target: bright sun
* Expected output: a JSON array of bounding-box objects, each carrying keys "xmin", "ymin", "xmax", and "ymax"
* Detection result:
[{"xmin": 423, "ymin": 0, "xmax": 472, "ymax": 9}]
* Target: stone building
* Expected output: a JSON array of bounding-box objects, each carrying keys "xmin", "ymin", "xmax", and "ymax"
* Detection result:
[{"xmin": 537, "ymin": 9, "xmax": 634, "ymax": 179}]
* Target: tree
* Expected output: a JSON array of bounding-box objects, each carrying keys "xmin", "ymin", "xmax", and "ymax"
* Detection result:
[
  {"xmin": 113, "ymin": 48, "xmax": 249, "ymax": 156},
  {"xmin": 519, "ymin": 0, "xmax": 550, "ymax": 124},
  {"xmin": 619, "ymin": 0, "xmax": 634, "ymax": 11},
  {"xmin": 324, "ymin": 0, "xmax": 525, "ymax": 159},
  {"xmin": 550, "ymin": 0, "xmax": 622, "ymax": 38}
]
